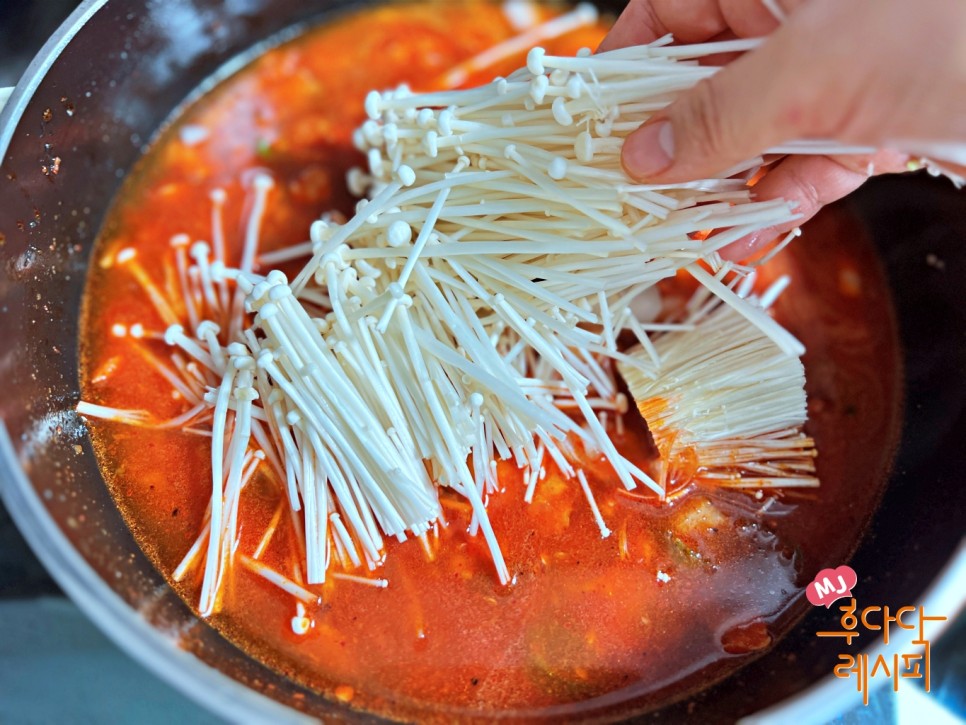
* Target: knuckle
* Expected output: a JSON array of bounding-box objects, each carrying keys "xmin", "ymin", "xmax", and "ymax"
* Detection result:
[
  {"xmin": 637, "ymin": 0, "xmax": 667, "ymax": 39},
  {"xmin": 679, "ymin": 78, "xmax": 731, "ymax": 161},
  {"xmin": 784, "ymin": 165, "xmax": 823, "ymax": 214}
]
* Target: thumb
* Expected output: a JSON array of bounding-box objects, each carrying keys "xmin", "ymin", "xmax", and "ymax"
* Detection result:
[{"xmin": 621, "ymin": 37, "xmax": 808, "ymax": 182}]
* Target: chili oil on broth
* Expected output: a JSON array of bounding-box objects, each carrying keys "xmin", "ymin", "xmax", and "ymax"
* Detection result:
[{"xmin": 79, "ymin": 2, "xmax": 902, "ymax": 720}]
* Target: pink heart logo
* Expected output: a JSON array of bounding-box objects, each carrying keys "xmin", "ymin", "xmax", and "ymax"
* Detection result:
[{"xmin": 806, "ymin": 565, "xmax": 858, "ymax": 608}]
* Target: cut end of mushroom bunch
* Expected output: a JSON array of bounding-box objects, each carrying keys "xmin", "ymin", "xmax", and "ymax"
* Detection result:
[{"xmin": 617, "ymin": 279, "xmax": 819, "ymax": 497}]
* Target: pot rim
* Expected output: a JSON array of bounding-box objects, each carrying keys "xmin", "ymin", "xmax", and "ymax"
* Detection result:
[
  {"xmin": 1, "ymin": 431, "xmax": 311, "ymax": 723},
  {"xmin": 0, "ymin": 1, "xmax": 308, "ymax": 720}
]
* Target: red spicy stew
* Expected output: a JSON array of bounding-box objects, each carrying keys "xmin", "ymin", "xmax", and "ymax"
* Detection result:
[{"xmin": 79, "ymin": 2, "xmax": 902, "ymax": 720}]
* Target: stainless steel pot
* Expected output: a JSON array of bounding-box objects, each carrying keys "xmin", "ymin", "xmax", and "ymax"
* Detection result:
[{"xmin": 1, "ymin": 1, "xmax": 963, "ymax": 722}]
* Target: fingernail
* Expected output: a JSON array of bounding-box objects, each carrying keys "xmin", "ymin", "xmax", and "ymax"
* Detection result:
[{"xmin": 623, "ymin": 121, "xmax": 675, "ymax": 179}]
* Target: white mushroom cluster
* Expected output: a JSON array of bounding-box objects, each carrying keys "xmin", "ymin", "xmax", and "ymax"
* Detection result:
[{"xmin": 81, "ymin": 37, "xmax": 829, "ymax": 615}]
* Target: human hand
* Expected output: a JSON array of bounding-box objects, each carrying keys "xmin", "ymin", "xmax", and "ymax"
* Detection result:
[{"xmin": 603, "ymin": 0, "xmax": 966, "ymax": 260}]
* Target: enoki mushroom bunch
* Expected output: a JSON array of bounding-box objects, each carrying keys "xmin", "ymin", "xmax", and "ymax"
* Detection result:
[
  {"xmin": 81, "ymin": 37, "xmax": 828, "ymax": 615},
  {"xmin": 618, "ymin": 275, "xmax": 818, "ymax": 495}
]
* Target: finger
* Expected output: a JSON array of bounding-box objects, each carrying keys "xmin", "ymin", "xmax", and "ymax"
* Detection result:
[
  {"xmin": 697, "ymin": 29, "xmax": 743, "ymax": 66},
  {"xmin": 717, "ymin": 0, "xmax": 807, "ymax": 37},
  {"xmin": 597, "ymin": 0, "xmax": 669, "ymax": 52},
  {"xmin": 597, "ymin": 0, "xmax": 726, "ymax": 52},
  {"xmin": 697, "ymin": 29, "xmax": 770, "ymax": 67},
  {"xmin": 649, "ymin": 0, "xmax": 729, "ymax": 42},
  {"xmin": 620, "ymin": 26, "xmax": 809, "ymax": 182},
  {"xmin": 718, "ymin": 0, "xmax": 782, "ymax": 37},
  {"xmin": 718, "ymin": 149, "xmax": 909, "ymax": 261}
]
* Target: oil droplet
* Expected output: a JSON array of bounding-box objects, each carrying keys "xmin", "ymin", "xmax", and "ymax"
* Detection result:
[{"xmin": 10, "ymin": 247, "xmax": 37, "ymax": 278}]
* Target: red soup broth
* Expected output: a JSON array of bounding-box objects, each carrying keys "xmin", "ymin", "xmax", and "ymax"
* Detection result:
[{"xmin": 79, "ymin": 2, "xmax": 902, "ymax": 720}]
